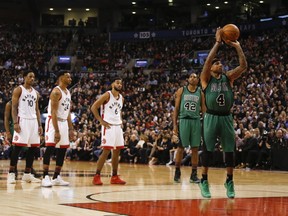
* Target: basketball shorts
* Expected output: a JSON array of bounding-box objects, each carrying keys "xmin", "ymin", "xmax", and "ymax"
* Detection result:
[
  {"xmin": 179, "ymin": 118, "xmax": 201, "ymax": 148},
  {"xmin": 203, "ymin": 113, "xmax": 235, "ymax": 152},
  {"xmin": 12, "ymin": 118, "xmax": 40, "ymax": 147},
  {"xmin": 45, "ymin": 116, "xmax": 69, "ymax": 148},
  {"xmin": 101, "ymin": 125, "xmax": 124, "ymax": 149}
]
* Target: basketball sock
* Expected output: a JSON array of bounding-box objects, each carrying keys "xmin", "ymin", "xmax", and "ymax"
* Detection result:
[
  {"xmin": 201, "ymin": 174, "xmax": 208, "ymax": 183},
  {"xmin": 226, "ymin": 174, "xmax": 233, "ymax": 183},
  {"xmin": 53, "ymin": 172, "xmax": 60, "ymax": 179},
  {"xmin": 43, "ymin": 170, "xmax": 49, "ymax": 177},
  {"xmin": 192, "ymin": 168, "xmax": 197, "ymax": 174},
  {"xmin": 175, "ymin": 167, "xmax": 180, "ymax": 172},
  {"xmin": 96, "ymin": 170, "xmax": 101, "ymax": 175},
  {"xmin": 112, "ymin": 170, "xmax": 117, "ymax": 176}
]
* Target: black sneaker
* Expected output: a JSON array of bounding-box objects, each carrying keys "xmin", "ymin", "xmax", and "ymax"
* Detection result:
[
  {"xmin": 174, "ymin": 169, "xmax": 181, "ymax": 183},
  {"xmin": 31, "ymin": 168, "xmax": 42, "ymax": 178},
  {"xmin": 190, "ymin": 173, "xmax": 200, "ymax": 184}
]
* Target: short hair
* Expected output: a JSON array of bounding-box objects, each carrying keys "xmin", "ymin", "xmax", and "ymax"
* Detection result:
[
  {"xmin": 111, "ymin": 76, "xmax": 122, "ymax": 83},
  {"xmin": 23, "ymin": 70, "xmax": 34, "ymax": 77},
  {"xmin": 212, "ymin": 58, "xmax": 220, "ymax": 65},
  {"xmin": 56, "ymin": 71, "xmax": 68, "ymax": 80}
]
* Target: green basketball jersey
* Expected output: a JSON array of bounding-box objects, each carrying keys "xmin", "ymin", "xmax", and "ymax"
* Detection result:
[
  {"xmin": 204, "ymin": 74, "xmax": 233, "ymax": 113},
  {"xmin": 179, "ymin": 86, "xmax": 201, "ymax": 119}
]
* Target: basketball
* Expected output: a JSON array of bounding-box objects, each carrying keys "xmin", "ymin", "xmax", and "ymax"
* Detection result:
[{"xmin": 221, "ymin": 24, "xmax": 240, "ymax": 42}]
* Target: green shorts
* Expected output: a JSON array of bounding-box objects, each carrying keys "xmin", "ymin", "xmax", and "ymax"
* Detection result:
[
  {"xmin": 203, "ymin": 113, "xmax": 235, "ymax": 152},
  {"xmin": 179, "ymin": 118, "xmax": 201, "ymax": 148}
]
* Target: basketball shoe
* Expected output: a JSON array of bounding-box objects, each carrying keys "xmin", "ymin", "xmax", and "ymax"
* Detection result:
[
  {"xmin": 110, "ymin": 175, "xmax": 126, "ymax": 184},
  {"xmin": 92, "ymin": 174, "xmax": 103, "ymax": 185}
]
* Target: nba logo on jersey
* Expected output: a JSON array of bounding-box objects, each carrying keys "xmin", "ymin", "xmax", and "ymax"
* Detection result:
[{"xmin": 102, "ymin": 138, "xmax": 106, "ymax": 144}]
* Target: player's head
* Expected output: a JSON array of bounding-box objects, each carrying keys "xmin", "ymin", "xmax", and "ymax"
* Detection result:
[
  {"xmin": 211, "ymin": 58, "xmax": 222, "ymax": 74},
  {"xmin": 111, "ymin": 77, "xmax": 122, "ymax": 92},
  {"xmin": 188, "ymin": 73, "xmax": 199, "ymax": 86},
  {"xmin": 56, "ymin": 71, "xmax": 72, "ymax": 85},
  {"xmin": 23, "ymin": 70, "xmax": 35, "ymax": 85}
]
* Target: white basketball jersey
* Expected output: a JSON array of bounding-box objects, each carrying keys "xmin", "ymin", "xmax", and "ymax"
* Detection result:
[
  {"xmin": 47, "ymin": 86, "xmax": 71, "ymax": 119},
  {"xmin": 101, "ymin": 91, "xmax": 123, "ymax": 125},
  {"xmin": 18, "ymin": 85, "xmax": 37, "ymax": 119}
]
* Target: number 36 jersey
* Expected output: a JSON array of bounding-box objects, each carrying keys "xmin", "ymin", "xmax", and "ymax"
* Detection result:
[
  {"xmin": 179, "ymin": 86, "xmax": 201, "ymax": 119},
  {"xmin": 47, "ymin": 86, "xmax": 71, "ymax": 120},
  {"xmin": 204, "ymin": 74, "xmax": 233, "ymax": 113},
  {"xmin": 18, "ymin": 85, "xmax": 38, "ymax": 119}
]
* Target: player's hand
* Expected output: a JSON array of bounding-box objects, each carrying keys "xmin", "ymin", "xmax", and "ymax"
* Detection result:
[
  {"xmin": 216, "ymin": 27, "xmax": 222, "ymax": 43},
  {"xmin": 54, "ymin": 131, "xmax": 61, "ymax": 144},
  {"xmin": 100, "ymin": 120, "xmax": 111, "ymax": 129},
  {"xmin": 6, "ymin": 132, "xmax": 12, "ymax": 143},
  {"xmin": 69, "ymin": 129, "xmax": 74, "ymax": 141},
  {"xmin": 226, "ymin": 40, "xmax": 240, "ymax": 48},
  {"xmin": 14, "ymin": 123, "xmax": 21, "ymax": 133},
  {"xmin": 38, "ymin": 126, "xmax": 43, "ymax": 136}
]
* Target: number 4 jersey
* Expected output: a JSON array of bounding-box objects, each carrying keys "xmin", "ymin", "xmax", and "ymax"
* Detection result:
[
  {"xmin": 204, "ymin": 74, "xmax": 233, "ymax": 113},
  {"xmin": 18, "ymin": 85, "xmax": 38, "ymax": 119}
]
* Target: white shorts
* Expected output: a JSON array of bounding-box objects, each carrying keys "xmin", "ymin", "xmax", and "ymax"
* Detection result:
[
  {"xmin": 101, "ymin": 125, "xmax": 124, "ymax": 149},
  {"xmin": 45, "ymin": 116, "xmax": 69, "ymax": 148},
  {"xmin": 12, "ymin": 118, "xmax": 40, "ymax": 147}
]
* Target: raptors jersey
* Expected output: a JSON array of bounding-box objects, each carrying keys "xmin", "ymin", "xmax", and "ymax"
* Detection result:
[
  {"xmin": 18, "ymin": 85, "xmax": 37, "ymax": 119},
  {"xmin": 47, "ymin": 86, "xmax": 71, "ymax": 119},
  {"xmin": 101, "ymin": 91, "xmax": 123, "ymax": 125}
]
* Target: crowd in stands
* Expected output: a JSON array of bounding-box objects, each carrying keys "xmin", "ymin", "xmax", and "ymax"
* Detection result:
[{"xmin": 0, "ymin": 23, "xmax": 288, "ymax": 171}]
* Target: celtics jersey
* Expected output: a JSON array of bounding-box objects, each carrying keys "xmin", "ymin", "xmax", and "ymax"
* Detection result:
[
  {"xmin": 204, "ymin": 74, "xmax": 233, "ymax": 113},
  {"xmin": 179, "ymin": 86, "xmax": 201, "ymax": 119}
]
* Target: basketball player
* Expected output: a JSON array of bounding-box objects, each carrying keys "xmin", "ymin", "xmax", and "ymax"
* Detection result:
[
  {"xmin": 173, "ymin": 73, "xmax": 205, "ymax": 183},
  {"xmin": 41, "ymin": 71, "xmax": 74, "ymax": 187},
  {"xmin": 5, "ymin": 100, "xmax": 41, "ymax": 179},
  {"xmin": 199, "ymin": 27, "xmax": 247, "ymax": 198},
  {"xmin": 7, "ymin": 71, "xmax": 42, "ymax": 184},
  {"xmin": 91, "ymin": 77, "xmax": 126, "ymax": 185}
]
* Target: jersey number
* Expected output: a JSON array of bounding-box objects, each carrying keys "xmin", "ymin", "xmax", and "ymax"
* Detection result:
[
  {"xmin": 27, "ymin": 100, "xmax": 34, "ymax": 107},
  {"xmin": 184, "ymin": 102, "xmax": 196, "ymax": 111},
  {"xmin": 115, "ymin": 108, "xmax": 118, "ymax": 115},
  {"xmin": 216, "ymin": 94, "xmax": 225, "ymax": 106}
]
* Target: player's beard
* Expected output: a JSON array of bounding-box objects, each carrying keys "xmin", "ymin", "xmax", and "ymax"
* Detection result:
[{"xmin": 114, "ymin": 86, "xmax": 122, "ymax": 92}]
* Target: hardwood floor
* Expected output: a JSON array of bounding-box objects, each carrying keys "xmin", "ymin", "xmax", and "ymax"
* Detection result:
[{"xmin": 0, "ymin": 159, "xmax": 288, "ymax": 216}]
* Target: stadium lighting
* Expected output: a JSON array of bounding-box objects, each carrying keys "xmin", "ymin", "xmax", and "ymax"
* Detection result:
[
  {"xmin": 215, "ymin": 6, "xmax": 220, "ymax": 9},
  {"xmin": 67, "ymin": 8, "xmax": 72, "ymax": 11},
  {"xmin": 49, "ymin": 8, "xmax": 54, "ymax": 11},
  {"xmin": 207, "ymin": 3, "xmax": 211, "ymax": 6},
  {"xmin": 224, "ymin": 1, "xmax": 228, "ymax": 4},
  {"xmin": 278, "ymin": 14, "xmax": 288, "ymax": 19},
  {"xmin": 85, "ymin": 8, "xmax": 90, "ymax": 11},
  {"xmin": 260, "ymin": 17, "xmax": 272, "ymax": 22}
]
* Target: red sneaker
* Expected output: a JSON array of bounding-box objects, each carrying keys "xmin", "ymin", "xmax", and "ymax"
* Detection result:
[
  {"xmin": 110, "ymin": 175, "xmax": 126, "ymax": 184},
  {"xmin": 92, "ymin": 174, "xmax": 103, "ymax": 185}
]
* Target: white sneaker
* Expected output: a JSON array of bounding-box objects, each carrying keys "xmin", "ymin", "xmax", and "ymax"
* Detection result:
[
  {"xmin": 21, "ymin": 173, "xmax": 41, "ymax": 183},
  {"xmin": 7, "ymin": 173, "xmax": 16, "ymax": 184},
  {"xmin": 51, "ymin": 175, "xmax": 69, "ymax": 186},
  {"xmin": 166, "ymin": 161, "xmax": 173, "ymax": 166},
  {"xmin": 41, "ymin": 175, "xmax": 52, "ymax": 187}
]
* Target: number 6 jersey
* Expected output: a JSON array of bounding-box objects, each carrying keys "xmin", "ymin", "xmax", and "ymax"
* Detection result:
[{"xmin": 101, "ymin": 91, "xmax": 123, "ymax": 125}]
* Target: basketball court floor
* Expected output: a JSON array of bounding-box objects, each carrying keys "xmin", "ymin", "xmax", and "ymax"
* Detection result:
[{"xmin": 0, "ymin": 160, "xmax": 287, "ymax": 216}]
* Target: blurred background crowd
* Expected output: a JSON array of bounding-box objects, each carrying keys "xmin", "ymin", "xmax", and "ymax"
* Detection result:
[{"xmin": 0, "ymin": 0, "xmax": 288, "ymax": 171}]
